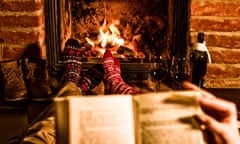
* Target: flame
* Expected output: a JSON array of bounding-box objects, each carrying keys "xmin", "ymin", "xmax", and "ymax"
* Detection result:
[
  {"xmin": 86, "ymin": 19, "xmax": 124, "ymax": 51},
  {"xmin": 85, "ymin": 19, "xmax": 145, "ymax": 58}
]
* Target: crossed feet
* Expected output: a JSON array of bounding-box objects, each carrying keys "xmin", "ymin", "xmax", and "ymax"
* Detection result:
[{"xmin": 61, "ymin": 38, "xmax": 139, "ymax": 95}]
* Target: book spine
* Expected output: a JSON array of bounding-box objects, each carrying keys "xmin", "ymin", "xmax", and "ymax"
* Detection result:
[{"xmin": 54, "ymin": 98, "xmax": 69, "ymax": 144}]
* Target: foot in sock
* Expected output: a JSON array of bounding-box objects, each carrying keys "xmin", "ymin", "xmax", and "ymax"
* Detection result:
[
  {"xmin": 78, "ymin": 64, "xmax": 104, "ymax": 94},
  {"xmin": 61, "ymin": 38, "xmax": 104, "ymax": 94},
  {"xmin": 61, "ymin": 38, "xmax": 82, "ymax": 86},
  {"xmin": 103, "ymin": 50, "xmax": 139, "ymax": 94}
]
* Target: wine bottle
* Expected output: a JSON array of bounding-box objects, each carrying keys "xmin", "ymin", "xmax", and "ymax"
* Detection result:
[{"xmin": 190, "ymin": 32, "xmax": 211, "ymax": 88}]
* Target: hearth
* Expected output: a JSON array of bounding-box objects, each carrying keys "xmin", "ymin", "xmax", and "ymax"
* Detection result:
[{"xmin": 45, "ymin": 0, "xmax": 190, "ymax": 80}]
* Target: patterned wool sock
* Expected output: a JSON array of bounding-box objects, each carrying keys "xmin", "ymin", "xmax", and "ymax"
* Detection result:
[
  {"xmin": 61, "ymin": 38, "xmax": 82, "ymax": 86},
  {"xmin": 78, "ymin": 64, "xmax": 104, "ymax": 94},
  {"xmin": 103, "ymin": 50, "xmax": 139, "ymax": 94}
]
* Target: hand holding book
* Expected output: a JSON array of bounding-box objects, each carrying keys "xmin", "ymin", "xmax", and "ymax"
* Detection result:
[{"xmin": 183, "ymin": 81, "xmax": 240, "ymax": 144}]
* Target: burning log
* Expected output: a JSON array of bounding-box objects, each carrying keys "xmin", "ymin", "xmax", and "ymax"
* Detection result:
[{"xmin": 117, "ymin": 45, "xmax": 137, "ymax": 57}]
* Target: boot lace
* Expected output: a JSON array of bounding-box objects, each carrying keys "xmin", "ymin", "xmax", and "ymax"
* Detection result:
[
  {"xmin": 26, "ymin": 65, "xmax": 48, "ymax": 81},
  {"xmin": 3, "ymin": 66, "xmax": 23, "ymax": 83}
]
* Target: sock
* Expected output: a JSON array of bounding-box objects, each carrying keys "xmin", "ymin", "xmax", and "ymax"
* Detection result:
[
  {"xmin": 103, "ymin": 50, "xmax": 139, "ymax": 94},
  {"xmin": 61, "ymin": 38, "xmax": 82, "ymax": 86},
  {"xmin": 78, "ymin": 64, "xmax": 104, "ymax": 94}
]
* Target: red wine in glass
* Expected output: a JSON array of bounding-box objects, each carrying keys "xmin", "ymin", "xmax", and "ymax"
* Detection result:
[
  {"xmin": 173, "ymin": 72, "xmax": 190, "ymax": 82},
  {"xmin": 170, "ymin": 54, "xmax": 191, "ymax": 83},
  {"xmin": 149, "ymin": 55, "xmax": 168, "ymax": 92},
  {"xmin": 150, "ymin": 68, "xmax": 168, "ymax": 80}
]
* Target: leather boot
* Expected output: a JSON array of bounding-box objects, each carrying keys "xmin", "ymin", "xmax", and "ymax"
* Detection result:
[
  {"xmin": 24, "ymin": 59, "xmax": 52, "ymax": 101},
  {"xmin": 0, "ymin": 59, "xmax": 28, "ymax": 101}
]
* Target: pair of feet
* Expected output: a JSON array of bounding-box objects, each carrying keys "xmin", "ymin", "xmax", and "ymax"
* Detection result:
[{"xmin": 61, "ymin": 38, "xmax": 138, "ymax": 95}]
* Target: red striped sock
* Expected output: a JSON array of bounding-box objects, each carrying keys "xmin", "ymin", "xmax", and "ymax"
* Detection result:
[{"xmin": 103, "ymin": 50, "xmax": 139, "ymax": 94}]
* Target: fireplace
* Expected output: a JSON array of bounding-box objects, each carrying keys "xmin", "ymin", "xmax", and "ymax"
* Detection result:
[{"xmin": 45, "ymin": 0, "xmax": 190, "ymax": 80}]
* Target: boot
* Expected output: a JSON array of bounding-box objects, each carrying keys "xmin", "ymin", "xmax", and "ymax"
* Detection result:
[
  {"xmin": 24, "ymin": 58, "xmax": 52, "ymax": 101},
  {"xmin": 0, "ymin": 59, "xmax": 28, "ymax": 101}
]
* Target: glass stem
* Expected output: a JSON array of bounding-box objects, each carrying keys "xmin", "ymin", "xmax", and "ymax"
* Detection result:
[{"xmin": 156, "ymin": 80, "xmax": 161, "ymax": 92}]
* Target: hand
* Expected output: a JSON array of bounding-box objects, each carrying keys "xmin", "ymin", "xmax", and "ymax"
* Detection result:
[{"xmin": 182, "ymin": 81, "xmax": 240, "ymax": 144}]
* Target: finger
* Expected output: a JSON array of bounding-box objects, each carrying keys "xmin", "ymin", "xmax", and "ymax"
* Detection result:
[
  {"xmin": 199, "ymin": 96, "xmax": 237, "ymax": 119},
  {"xmin": 182, "ymin": 81, "xmax": 201, "ymax": 90},
  {"xmin": 182, "ymin": 81, "xmax": 215, "ymax": 100},
  {"xmin": 197, "ymin": 112, "xmax": 223, "ymax": 135}
]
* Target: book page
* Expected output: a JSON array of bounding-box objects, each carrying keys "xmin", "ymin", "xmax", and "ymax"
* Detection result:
[
  {"xmin": 135, "ymin": 91, "xmax": 205, "ymax": 144},
  {"xmin": 67, "ymin": 95, "xmax": 136, "ymax": 144}
]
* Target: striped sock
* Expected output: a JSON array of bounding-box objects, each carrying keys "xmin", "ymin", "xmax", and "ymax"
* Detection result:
[
  {"xmin": 103, "ymin": 50, "xmax": 139, "ymax": 94},
  {"xmin": 78, "ymin": 64, "xmax": 104, "ymax": 94},
  {"xmin": 61, "ymin": 38, "xmax": 82, "ymax": 86}
]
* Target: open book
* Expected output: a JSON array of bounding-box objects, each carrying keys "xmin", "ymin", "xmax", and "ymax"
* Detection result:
[{"xmin": 54, "ymin": 91, "xmax": 205, "ymax": 144}]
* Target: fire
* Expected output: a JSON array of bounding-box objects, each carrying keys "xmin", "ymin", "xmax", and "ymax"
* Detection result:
[
  {"xmin": 100, "ymin": 19, "xmax": 124, "ymax": 48},
  {"xmin": 86, "ymin": 19, "xmax": 124, "ymax": 56}
]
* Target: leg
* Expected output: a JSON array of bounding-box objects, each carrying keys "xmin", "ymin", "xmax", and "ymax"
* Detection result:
[
  {"xmin": 19, "ymin": 82, "xmax": 81, "ymax": 144},
  {"xmin": 103, "ymin": 50, "xmax": 139, "ymax": 94},
  {"xmin": 19, "ymin": 39, "xmax": 103, "ymax": 144},
  {"xmin": 61, "ymin": 38, "xmax": 103, "ymax": 94}
]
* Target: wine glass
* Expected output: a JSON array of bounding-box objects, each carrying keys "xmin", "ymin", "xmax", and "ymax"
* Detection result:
[
  {"xmin": 170, "ymin": 54, "xmax": 191, "ymax": 83},
  {"xmin": 149, "ymin": 54, "xmax": 169, "ymax": 92}
]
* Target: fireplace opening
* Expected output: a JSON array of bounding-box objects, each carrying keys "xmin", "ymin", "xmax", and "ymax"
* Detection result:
[
  {"xmin": 45, "ymin": 0, "xmax": 190, "ymax": 80},
  {"xmin": 68, "ymin": 0, "xmax": 169, "ymax": 59}
]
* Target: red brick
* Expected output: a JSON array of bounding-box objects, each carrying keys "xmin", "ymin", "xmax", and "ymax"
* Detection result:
[
  {"xmin": 210, "ymin": 49, "xmax": 240, "ymax": 64},
  {"xmin": 191, "ymin": 1, "xmax": 240, "ymax": 17},
  {"xmin": 1, "ymin": 45, "xmax": 27, "ymax": 60},
  {"xmin": 0, "ymin": 0, "xmax": 43, "ymax": 12},
  {"xmin": 0, "ymin": 15, "xmax": 43, "ymax": 27},
  {"xmin": 1, "ymin": 44, "xmax": 45, "ymax": 60},
  {"xmin": 207, "ymin": 64, "xmax": 240, "ymax": 79},
  {"xmin": 190, "ymin": 33, "xmax": 240, "ymax": 49},
  {"xmin": 207, "ymin": 34, "xmax": 240, "ymax": 49},
  {"xmin": 0, "ymin": 31, "xmax": 44, "ymax": 44},
  {"xmin": 206, "ymin": 78, "xmax": 240, "ymax": 88},
  {"xmin": 190, "ymin": 18, "xmax": 240, "ymax": 32}
]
